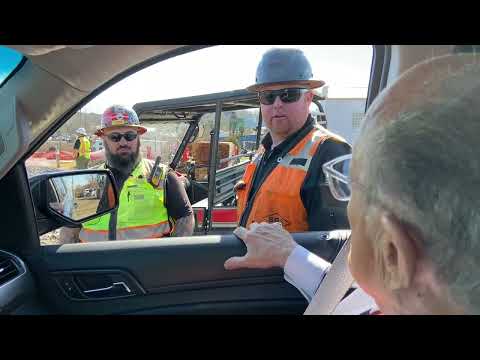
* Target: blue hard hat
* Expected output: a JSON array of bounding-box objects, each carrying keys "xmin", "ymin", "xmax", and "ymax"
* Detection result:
[{"xmin": 247, "ymin": 48, "xmax": 325, "ymax": 92}]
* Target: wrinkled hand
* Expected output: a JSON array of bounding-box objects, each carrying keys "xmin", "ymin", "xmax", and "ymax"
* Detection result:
[{"xmin": 224, "ymin": 222, "xmax": 297, "ymax": 271}]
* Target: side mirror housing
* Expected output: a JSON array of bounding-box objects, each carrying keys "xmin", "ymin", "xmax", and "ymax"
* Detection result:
[{"xmin": 30, "ymin": 169, "xmax": 119, "ymax": 235}]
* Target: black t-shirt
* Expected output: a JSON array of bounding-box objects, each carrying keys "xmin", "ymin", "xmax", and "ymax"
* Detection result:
[
  {"xmin": 73, "ymin": 139, "xmax": 80, "ymax": 150},
  {"xmin": 164, "ymin": 170, "xmax": 193, "ymax": 220},
  {"xmin": 239, "ymin": 115, "xmax": 351, "ymax": 231}
]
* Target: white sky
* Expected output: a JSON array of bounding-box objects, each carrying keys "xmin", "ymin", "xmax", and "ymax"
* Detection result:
[{"xmin": 82, "ymin": 45, "xmax": 373, "ymax": 114}]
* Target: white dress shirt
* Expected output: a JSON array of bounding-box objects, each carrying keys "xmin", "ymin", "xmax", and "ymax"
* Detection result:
[{"xmin": 284, "ymin": 244, "xmax": 378, "ymax": 315}]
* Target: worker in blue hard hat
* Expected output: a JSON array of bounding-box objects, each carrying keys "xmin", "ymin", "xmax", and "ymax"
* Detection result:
[{"xmin": 235, "ymin": 48, "xmax": 352, "ymax": 233}]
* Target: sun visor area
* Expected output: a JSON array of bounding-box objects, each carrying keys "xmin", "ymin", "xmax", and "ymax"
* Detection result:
[
  {"xmin": 9, "ymin": 45, "xmax": 95, "ymax": 57},
  {"xmin": 0, "ymin": 94, "xmax": 31, "ymax": 180}
]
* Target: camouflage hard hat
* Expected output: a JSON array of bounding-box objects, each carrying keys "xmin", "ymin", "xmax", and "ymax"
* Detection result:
[{"xmin": 95, "ymin": 105, "xmax": 147, "ymax": 136}]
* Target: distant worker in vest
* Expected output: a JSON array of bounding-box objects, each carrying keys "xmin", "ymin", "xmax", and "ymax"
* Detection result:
[
  {"xmin": 236, "ymin": 48, "xmax": 352, "ymax": 232},
  {"xmin": 60, "ymin": 105, "xmax": 194, "ymax": 243},
  {"xmin": 73, "ymin": 127, "xmax": 91, "ymax": 169}
]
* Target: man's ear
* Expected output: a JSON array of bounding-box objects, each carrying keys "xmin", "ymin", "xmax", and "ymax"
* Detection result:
[
  {"xmin": 305, "ymin": 90, "xmax": 314, "ymax": 104},
  {"xmin": 379, "ymin": 213, "xmax": 418, "ymax": 290}
]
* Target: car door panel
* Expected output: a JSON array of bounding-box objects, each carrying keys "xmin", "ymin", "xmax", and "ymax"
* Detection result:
[{"xmin": 32, "ymin": 231, "xmax": 347, "ymax": 314}]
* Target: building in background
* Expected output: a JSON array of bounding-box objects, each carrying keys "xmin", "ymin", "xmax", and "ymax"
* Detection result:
[{"xmin": 311, "ymin": 98, "xmax": 366, "ymax": 145}]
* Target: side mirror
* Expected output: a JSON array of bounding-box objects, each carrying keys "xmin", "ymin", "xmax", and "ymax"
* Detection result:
[{"xmin": 30, "ymin": 170, "xmax": 119, "ymax": 234}]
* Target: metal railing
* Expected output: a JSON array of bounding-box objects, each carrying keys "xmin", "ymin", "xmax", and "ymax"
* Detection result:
[{"xmin": 214, "ymin": 160, "xmax": 249, "ymax": 204}]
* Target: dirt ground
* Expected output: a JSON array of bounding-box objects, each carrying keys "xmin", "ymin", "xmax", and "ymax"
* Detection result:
[{"xmin": 73, "ymin": 198, "xmax": 100, "ymax": 219}]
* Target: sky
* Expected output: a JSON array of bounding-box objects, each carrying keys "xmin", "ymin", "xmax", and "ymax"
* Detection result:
[
  {"xmin": 81, "ymin": 45, "xmax": 373, "ymax": 114},
  {"xmin": 0, "ymin": 46, "xmax": 24, "ymax": 84}
]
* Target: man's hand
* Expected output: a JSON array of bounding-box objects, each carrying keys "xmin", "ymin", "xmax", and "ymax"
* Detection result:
[{"xmin": 224, "ymin": 222, "xmax": 297, "ymax": 271}]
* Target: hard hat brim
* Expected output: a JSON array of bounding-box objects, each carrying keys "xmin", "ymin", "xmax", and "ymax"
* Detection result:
[
  {"xmin": 246, "ymin": 79, "xmax": 325, "ymax": 93},
  {"xmin": 95, "ymin": 125, "xmax": 147, "ymax": 137}
]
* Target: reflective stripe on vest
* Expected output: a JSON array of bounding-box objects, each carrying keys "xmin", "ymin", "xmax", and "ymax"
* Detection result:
[
  {"xmin": 236, "ymin": 154, "xmax": 262, "ymax": 223},
  {"xmin": 79, "ymin": 159, "xmax": 170, "ymax": 242},
  {"xmin": 79, "ymin": 137, "xmax": 91, "ymax": 159},
  {"xmin": 236, "ymin": 127, "xmax": 331, "ymax": 232},
  {"xmin": 79, "ymin": 221, "xmax": 171, "ymax": 242}
]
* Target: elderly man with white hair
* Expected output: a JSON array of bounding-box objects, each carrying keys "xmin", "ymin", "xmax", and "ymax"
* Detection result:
[{"xmin": 225, "ymin": 53, "xmax": 480, "ymax": 315}]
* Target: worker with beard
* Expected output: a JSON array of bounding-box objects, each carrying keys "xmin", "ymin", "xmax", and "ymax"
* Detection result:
[{"xmin": 60, "ymin": 105, "xmax": 194, "ymax": 243}]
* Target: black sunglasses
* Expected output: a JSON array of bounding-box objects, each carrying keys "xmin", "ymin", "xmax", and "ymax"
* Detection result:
[
  {"xmin": 258, "ymin": 88, "xmax": 309, "ymax": 105},
  {"xmin": 107, "ymin": 131, "xmax": 138, "ymax": 142}
]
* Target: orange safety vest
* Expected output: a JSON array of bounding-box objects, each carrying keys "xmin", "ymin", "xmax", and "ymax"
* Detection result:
[{"xmin": 237, "ymin": 127, "xmax": 334, "ymax": 233}]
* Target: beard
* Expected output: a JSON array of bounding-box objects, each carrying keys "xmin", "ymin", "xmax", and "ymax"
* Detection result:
[{"xmin": 105, "ymin": 139, "xmax": 141, "ymax": 177}]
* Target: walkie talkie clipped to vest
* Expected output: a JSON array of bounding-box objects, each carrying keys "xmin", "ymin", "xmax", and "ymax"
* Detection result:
[{"xmin": 148, "ymin": 156, "xmax": 163, "ymax": 188}]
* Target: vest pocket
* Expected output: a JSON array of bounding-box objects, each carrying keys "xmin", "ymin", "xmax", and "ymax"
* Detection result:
[{"xmin": 127, "ymin": 187, "xmax": 159, "ymax": 221}]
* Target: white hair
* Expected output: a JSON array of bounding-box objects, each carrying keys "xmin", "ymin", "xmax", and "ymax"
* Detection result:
[{"xmin": 357, "ymin": 60, "xmax": 480, "ymax": 313}]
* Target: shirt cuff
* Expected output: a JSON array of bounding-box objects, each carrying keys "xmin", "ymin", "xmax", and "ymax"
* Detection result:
[{"xmin": 284, "ymin": 244, "xmax": 331, "ymax": 302}]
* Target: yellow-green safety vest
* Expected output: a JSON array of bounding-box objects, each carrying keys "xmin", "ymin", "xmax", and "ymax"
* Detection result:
[
  {"xmin": 78, "ymin": 136, "xmax": 91, "ymax": 160},
  {"xmin": 79, "ymin": 159, "xmax": 171, "ymax": 242}
]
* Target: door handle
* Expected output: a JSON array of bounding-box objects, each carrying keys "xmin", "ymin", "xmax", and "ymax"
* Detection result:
[
  {"xmin": 54, "ymin": 270, "xmax": 145, "ymax": 301},
  {"xmin": 82, "ymin": 281, "xmax": 132, "ymax": 296}
]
